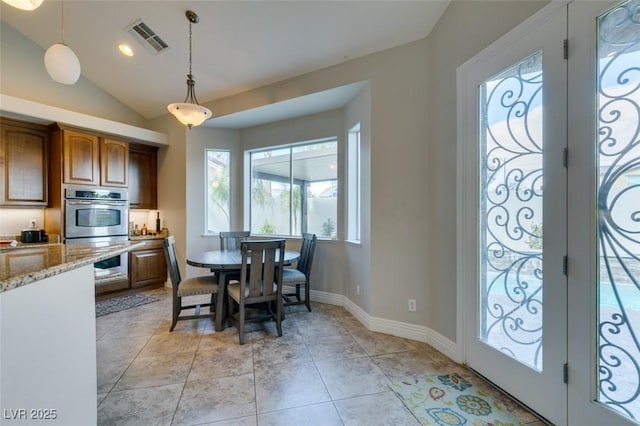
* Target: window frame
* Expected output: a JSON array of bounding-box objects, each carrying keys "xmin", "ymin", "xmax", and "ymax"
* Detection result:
[
  {"xmin": 347, "ymin": 124, "xmax": 361, "ymax": 243},
  {"xmin": 247, "ymin": 137, "xmax": 339, "ymax": 239},
  {"xmin": 204, "ymin": 148, "xmax": 231, "ymax": 235}
]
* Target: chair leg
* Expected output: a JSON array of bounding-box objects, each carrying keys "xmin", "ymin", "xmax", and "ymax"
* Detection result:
[
  {"xmin": 305, "ymin": 280, "xmax": 311, "ymax": 312},
  {"xmin": 276, "ymin": 297, "xmax": 283, "ymax": 337},
  {"xmin": 170, "ymin": 296, "xmax": 181, "ymax": 331},
  {"xmin": 295, "ymin": 283, "xmax": 301, "ymax": 301},
  {"xmin": 238, "ymin": 301, "xmax": 246, "ymax": 345}
]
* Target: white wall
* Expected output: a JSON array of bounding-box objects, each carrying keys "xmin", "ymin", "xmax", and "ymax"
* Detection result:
[
  {"xmin": 425, "ymin": 0, "xmax": 548, "ymax": 340},
  {"xmin": 203, "ymin": 40, "xmax": 433, "ymax": 326},
  {"xmin": 0, "ymin": 265, "xmax": 97, "ymax": 425},
  {"xmin": 0, "ymin": 23, "xmax": 146, "ymax": 128},
  {"xmin": 183, "ymin": 126, "xmax": 241, "ymax": 276},
  {"xmin": 344, "ymin": 85, "xmax": 372, "ymax": 313},
  {"xmin": 0, "ymin": 209, "xmax": 45, "ymax": 237}
]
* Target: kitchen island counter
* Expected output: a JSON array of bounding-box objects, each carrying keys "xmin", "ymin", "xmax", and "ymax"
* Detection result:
[
  {"xmin": 0, "ymin": 240, "xmax": 145, "ymax": 294},
  {"xmin": 0, "ymin": 239, "xmax": 146, "ymax": 425}
]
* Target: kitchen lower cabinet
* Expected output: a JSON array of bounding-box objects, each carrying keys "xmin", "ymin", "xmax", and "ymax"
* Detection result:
[
  {"xmin": 129, "ymin": 239, "xmax": 167, "ymax": 289},
  {"xmin": 0, "ymin": 118, "xmax": 49, "ymax": 206}
]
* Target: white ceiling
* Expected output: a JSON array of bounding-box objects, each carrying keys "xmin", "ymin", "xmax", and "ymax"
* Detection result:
[{"xmin": 1, "ymin": 1, "xmax": 449, "ymax": 127}]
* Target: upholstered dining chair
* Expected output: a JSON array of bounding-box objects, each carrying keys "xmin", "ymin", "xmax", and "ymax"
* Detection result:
[
  {"xmin": 219, "ymin": 230, "xmax": 250, "ymax": 250},
  {"xmin": 163, "ymin": 236, "xmax": 219, "ymax": 331},
  {"xmin": 283, "ymin": 233, "xmax": 317, "ymax": 311},
  {"xmin": 227, "ymin": 239, "xmax": 286, "ymax": 345}
]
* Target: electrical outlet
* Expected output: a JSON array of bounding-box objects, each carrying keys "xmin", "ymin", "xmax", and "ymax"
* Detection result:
[
  {"xmin": 356, "ymin": 285, "xmax": 360, "ymax": 295},
  {"xmin": 408, "ymin": 299, "xmax": 417, "ymax": 312}
]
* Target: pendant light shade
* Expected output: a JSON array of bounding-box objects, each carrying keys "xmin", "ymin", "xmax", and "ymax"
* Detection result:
[
  {"xmin": 45, "ymin": 43, "xmax": 81, "ymax": 85},
  {"xmin": 168, "ymin": 10, "xmax": 212, "ymax": 129},
  {"xmin": 45, "ymin": 0, "xmax": 81, "ymax": 85},
  {"xmin": 2, "ymin": 0, "xmax": 43, "ymax": 10}
]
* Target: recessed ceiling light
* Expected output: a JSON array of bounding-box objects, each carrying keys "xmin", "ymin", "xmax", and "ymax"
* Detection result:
[{"xmin": 118, "ymin": 43, "xmax": 134, "ymax": 57}]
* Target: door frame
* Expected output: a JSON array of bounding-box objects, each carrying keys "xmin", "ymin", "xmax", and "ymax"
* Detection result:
[{"xmin": 456, "ymin": 1, "xmax": 569, "ymax": 424}]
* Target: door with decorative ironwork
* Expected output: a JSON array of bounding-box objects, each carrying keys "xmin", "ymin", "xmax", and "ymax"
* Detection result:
[
  {"xmin": 458, "ymin": 3, "xmax": 568, "ymax": 424},
  {"xmin": 569, "ymin": 1, "xmax": 640, "ymax": 424}
]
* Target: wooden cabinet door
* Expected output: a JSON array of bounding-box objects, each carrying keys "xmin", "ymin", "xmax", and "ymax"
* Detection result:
[
  {"xmin": 129, "ymin": 144, "xmax": 158, "ymax": 209},
  {"xmin": 63, "ymin": 130, "xmax": 100, "ymax": 186},
  {"xmin": 130, "ymin": 247, "xmax": 167, "ymax": 288},
  {"xmin": 100, "ymin": 138, "xmax": 128, "ymax": 187},
  {"xmin": 0, "ymin": 119, "xmax": 48, "ymax": 206}
]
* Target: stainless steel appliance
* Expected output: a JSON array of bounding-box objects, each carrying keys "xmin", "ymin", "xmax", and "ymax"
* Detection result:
[
  {"xmin": 65, "ymin": 236, "xmax": 129, "ymax": 292},
  {"xmin": 64, "ymin": 186, "xmax": 129, "ymax": 240},
  {"xmin": 63, "ymin": 186, "xmax": 130, "ymax": 292}
]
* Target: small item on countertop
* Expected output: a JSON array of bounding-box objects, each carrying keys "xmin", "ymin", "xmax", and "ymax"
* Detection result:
[
  {"xmin": 156, "ymin": 212, "xmax": 161, "ymax": 233},
  {"xmin": 0, "ymin": 240, "xmax": 18, "ymax": 247},
  {"xmin": 141, "ymin": 224, "xmax": 148, "ymax": 236},
  {"xmin": 20, "ymin": 229, "xmax": 48, "ymax": 243},
  {"xmin": 134, "ymin": 224, "xmax": 139, "ymax": 236}
]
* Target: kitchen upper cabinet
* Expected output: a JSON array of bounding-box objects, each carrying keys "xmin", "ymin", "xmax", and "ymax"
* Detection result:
[
  {"xmin": 129, "ymin": 143, "xmax": 158, "ymax": 209},
  {"xmin": 0, "ymin": 118, "xmax": 49, "ymax": 206},
  {"xmin": 100, "ymin": 138, "xmax": 128, "ymax": 188},
  {"xmin": 55, "ymin": 127, "xmax": 129, "ymax": 188},
  {"xmin": 62, "ymin": 130, "xmax": 100, "ymax": 186}
]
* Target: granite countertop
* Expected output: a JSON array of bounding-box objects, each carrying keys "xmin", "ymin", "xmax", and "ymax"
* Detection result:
[{"xmin": 0, "ymin": 241, "xmax": 146, "ymax": 294}]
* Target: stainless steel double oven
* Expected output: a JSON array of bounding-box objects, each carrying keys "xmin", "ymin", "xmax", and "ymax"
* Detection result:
[{"xmin": 64, "ymin": 186, "xmax": 129, "ymax": 291}]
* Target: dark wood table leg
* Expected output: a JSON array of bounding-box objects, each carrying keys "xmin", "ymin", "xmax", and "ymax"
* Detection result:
[{"xmin": 216, "ymin": 271, "xmax": 228, "ymax": 331}]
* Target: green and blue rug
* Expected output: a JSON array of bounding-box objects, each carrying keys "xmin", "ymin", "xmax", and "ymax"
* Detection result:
[{"xmin": 390, "ymin": 373, "xmax": 525, "ymax": 426}]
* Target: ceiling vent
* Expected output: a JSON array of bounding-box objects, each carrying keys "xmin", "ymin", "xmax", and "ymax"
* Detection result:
[{"xmin": 126, "ymin": 19, "xmax": 169, "ymax": 54}]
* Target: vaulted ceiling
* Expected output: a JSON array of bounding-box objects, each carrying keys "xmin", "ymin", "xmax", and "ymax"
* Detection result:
[{"xmin": 1, "ymin": 1, "xmax": 449, "ymax": 124}]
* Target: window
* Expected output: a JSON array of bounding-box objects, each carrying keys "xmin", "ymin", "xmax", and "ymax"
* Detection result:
[
  {"xmin": 347, "ymin": 124, "xmax": 361, "ymax": 242},
  {"xmin": 205, "ymin": 150, "xmax": 230, "ymax": 233},
  {"xmin": 249, "ymin": 139, "xmax": 338, "ymax": 239}
]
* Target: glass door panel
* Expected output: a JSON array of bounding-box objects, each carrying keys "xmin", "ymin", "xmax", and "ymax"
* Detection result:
[
  {"xmin": 597, "ymin": 0, "xmax": 640, "ymax": 420},
  {"xmin": 479, "ymin": 51, "xmax": 544, "ymax": 371}
]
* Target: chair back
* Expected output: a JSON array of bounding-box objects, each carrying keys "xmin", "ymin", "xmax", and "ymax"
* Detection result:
[
  {"xmin": 163, "ymin": 236, "xmax": 181, "ymax": 289},
  {"xmin": 297, "ymin": 233, "xmax": 317, "ymax": 276},
  {"xmin": 239, "ymin": 239, "xmax": 285, "ymax": 300},
  {"xmin": 219, "ymin": 230, "xmax": 250, "ymax": 250}
]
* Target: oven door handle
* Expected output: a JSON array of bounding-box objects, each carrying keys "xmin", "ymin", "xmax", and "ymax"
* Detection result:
[{"xmin": 66, "ymin": 200, "xmax": 127, "ymax": 207}]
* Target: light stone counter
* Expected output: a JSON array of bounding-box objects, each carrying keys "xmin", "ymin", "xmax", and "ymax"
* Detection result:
[{"xmin": 0, "ymin": 241, "xmax": 145, "ymax": 294}]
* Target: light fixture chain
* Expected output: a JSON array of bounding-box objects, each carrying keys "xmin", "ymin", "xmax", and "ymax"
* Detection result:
[
  {"xmin": 60, "ymin": 0, "xmax": 65, "ymax": 44},
  {"xmin": 188, "ymin": 19, "xmax": 192, "ymax": 76}
]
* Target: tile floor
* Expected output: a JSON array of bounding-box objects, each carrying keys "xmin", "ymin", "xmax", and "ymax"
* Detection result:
[{"xmin": 96, "ymin": 287, "xmax": 546, "ymax": 425}]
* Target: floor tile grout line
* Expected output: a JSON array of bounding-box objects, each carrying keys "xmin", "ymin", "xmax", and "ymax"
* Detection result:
[
  {"xmin": 96, "ymin": 333, "xmax": 154, "ymax": 408},
  {"xmin": 97, "ymin": 290, "xmax": 537, "ymax": 425},
  {"xmin": 168, "ymin": 347, "xmax": 199, "ymax": 426}
]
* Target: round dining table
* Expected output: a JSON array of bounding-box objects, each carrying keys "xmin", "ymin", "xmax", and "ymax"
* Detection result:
[{"xmin": 187, "ymin": 248, "xmax": 300, "ymax": 331}]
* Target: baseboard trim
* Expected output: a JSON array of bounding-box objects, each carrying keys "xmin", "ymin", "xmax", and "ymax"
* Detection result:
[{"xmin": 284, "ymin": 285, "xmax": 459, "ymax": 363}]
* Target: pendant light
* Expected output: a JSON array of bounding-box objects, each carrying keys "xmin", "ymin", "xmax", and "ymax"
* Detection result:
[
  {"xmin": 167, "ymin": 10, "xmax": 212, "ymax": 129},
  {"xmin": 44, "ymin": 0, "xmax": 80, "ymax": 85},
  {"xmin": 2, "ymin": 0, "xmax": 43, "ymax": 10}
]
